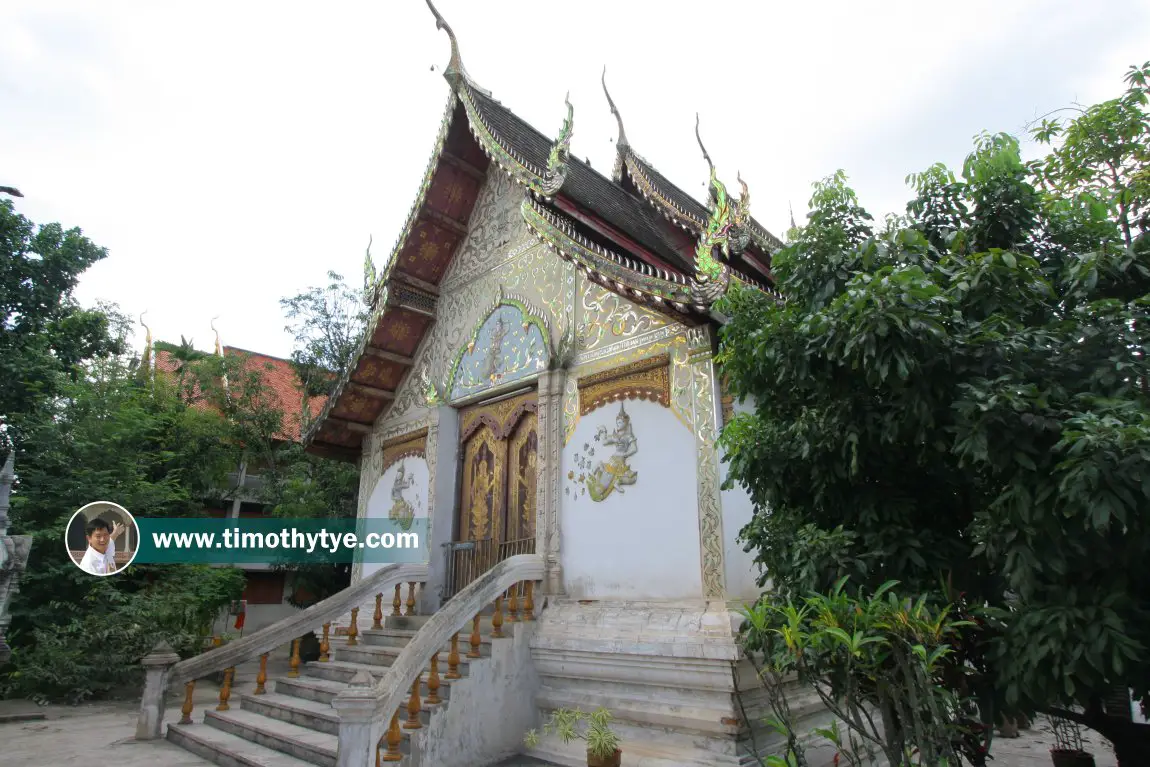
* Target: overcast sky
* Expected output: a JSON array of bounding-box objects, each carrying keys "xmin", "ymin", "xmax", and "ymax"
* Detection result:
[{"xmin": 3, "ymin": 1, "xmax": 1147, "ymax": 360}]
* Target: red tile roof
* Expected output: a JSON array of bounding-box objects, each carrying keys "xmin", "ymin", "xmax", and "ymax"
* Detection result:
[{"xmin": 152, "ymin": 346, "xmax": 328, "ymax": 443}]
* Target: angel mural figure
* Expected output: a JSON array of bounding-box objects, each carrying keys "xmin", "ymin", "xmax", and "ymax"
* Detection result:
[
  {"xmin": 585, "ymin": 402, "xmax": 639, "ymax": 502},
  {"xmin": 388, "ymin": 462, "xmax": 416, "ymax": 531}
]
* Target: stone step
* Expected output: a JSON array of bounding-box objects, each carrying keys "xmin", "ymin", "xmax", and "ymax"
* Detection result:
[
  {"xmin": 238, "ymin": 692, "xmax": 339, "ymax": 736},
  {"xmin": 204, "ymin": 707, "xmax": 339, "ymax": 767},
  {"xmin": 535, "ymin": 686, "xmax": 741, "ymax": 737},
  {"xmin": 277, "ymin": 672, "xmax": 459, "ymax": 706},
  {"xmin": 334, "ymin": 642, "xmax": 484, "ymax": 668},
  {"xmin": 167, "ymin": 720, "xmax": 319, "ymax": 767},
  {"xmin": 361, "ymin": 627, "xmax": 492, "ymax": 650}
]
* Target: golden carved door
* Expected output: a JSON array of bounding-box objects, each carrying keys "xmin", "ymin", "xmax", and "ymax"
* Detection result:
[{"xmin": 454, "ymin": 391, "xmax": 538, "ymax": 593}]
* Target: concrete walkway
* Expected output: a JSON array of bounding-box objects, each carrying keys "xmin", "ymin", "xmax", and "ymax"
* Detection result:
[{"xmin": 0, "ymin": 689, "xmax": 1120, "ymax": 767}]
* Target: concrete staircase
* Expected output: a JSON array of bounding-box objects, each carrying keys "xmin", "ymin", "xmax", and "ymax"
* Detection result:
[{"xmin": 166, "ymin": 611, "xmax": 507, "ymax": 766}]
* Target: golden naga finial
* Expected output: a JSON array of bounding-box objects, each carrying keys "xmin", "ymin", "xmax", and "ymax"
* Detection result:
[
  {"xmin": 425, "ymin": 0, "xmax": 490, "ymax": 95},
  {"xmin": 601, "ymin": 67, "xmax": 628, "ymax": 149}
]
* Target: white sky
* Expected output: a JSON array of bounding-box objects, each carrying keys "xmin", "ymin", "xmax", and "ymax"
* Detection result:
[{"xmin": 2, "ymin": 1, "xmax": 1147, "ymax": 360}]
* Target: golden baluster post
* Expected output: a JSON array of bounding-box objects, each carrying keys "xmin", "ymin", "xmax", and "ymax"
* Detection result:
[
  {"xmin": 212, "ymin": 634, "xmax": 222, "ymax": 648},
  {"xmin": 392, "ymin": 583, "xmax": 402, "ymax": 616},
  {"xmin": 348, "ymin": 607, "xmax": 360, "ymax": 646},
  {"xmin": 373, "ymin": 593, "xmax": 384, "ymax": 630},
  {"xmin": 403, "ymin": 673, "xmax": 423, "ymax": 729},
  {"xmin": 446, "ymin": 632, "xmax": 462, "ymax": 679},
  {"xmin": 320, "ymin": 622, "xmax": 331, "ymax": 662},
  {"xmin": 492, "ymin": 595, "xmax": 504, "ymax": 638},
  {"xmin": 405, "ymin": 582, "xmax": 417, "ymax": 616},
  {"xmin": 216, "ymin": 667, "xmax": 234, "ymax": 711},
  {"xmin": 524, "ymin": 581, "xmax": 535, "ymax": 621},
  {"xmin": 254, "ymin": 653, "xmax": 268, "ymax": 694},
  {"xmin": 381, "ymin": 709, "xmax": 403, "ymax": 762},
  {"xmin": 179, "ymin": 680, "xmax": 196, "ymax": 724},
  {"xmin": 288, "ymin": 638, "xmax": 301, "ymax": 678},
  {"xmin": 427, "ymin": 652, "xmax": 442, "ymax": 705},
  {"xmin": 508, "ymin": 584, "xmax": 519, "ymax": 622},
  {"xmin": 468, "ymin": 614, "xmax": 482, "ymax": 658}
]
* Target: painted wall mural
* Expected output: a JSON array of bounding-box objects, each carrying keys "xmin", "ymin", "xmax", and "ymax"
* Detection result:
[
  {"xmin": 566, "ymin": 402, "xmax": 638, "ymax": 502},
  {"xmin": 388, "ymin": 461, "xmax": 419, "ymax": 531},
  {"xmin": 447, "ymin": 301, "xmax": 549, "ymax": 401}
]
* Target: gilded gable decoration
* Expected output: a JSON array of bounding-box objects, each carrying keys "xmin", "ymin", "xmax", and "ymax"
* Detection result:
[
  {"xmin": 459, "ymin": 390, "xmax": 538, "ymax": 442},
  {"xmin": 577, "ymin": 354, "xmax": 671, "ymax": 416},
  {"xmin": 446, "ymin": 294, "xmax": 551, "ymax": 402},
  {"xmin": 380, "ymin": 428, "xmax": 429, "ymax": 473}
]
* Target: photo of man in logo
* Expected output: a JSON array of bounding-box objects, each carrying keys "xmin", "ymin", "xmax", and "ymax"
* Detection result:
[{"xmin": 66, "ymin": 502, "xmax": 138, "ymax": 576}]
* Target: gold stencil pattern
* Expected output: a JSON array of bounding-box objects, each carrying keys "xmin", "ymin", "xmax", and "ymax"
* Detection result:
[
  {"xmin": 577, "ymin": 355, "xmax": 671, "ymax": 416},
  {"xmin": 381, "ymin": 428, "xmax": 429, "ymax": 473},
  {"xmin": 461, "ymin": 424, "xmax": 504, "ymax": 541},
  {"xmin": 578, "ymin": 283, "xmax": 670, "ymax": 352},
  {"xmin": 459, "ymin": 390, "xmax": 538, "ymax": 441}
]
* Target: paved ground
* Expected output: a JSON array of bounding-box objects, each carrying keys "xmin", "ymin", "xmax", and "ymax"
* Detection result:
[{"xmin": 0, "ymin": 683, "xmax": 1120, "ymax": 767}]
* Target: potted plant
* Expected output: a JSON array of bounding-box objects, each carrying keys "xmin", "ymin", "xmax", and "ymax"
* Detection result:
[
  {"xmin": 524, "ymin": 707, "xmax": 622, "ymax": 767},
  {"xmin": 1049, "ymin": 715, "xmax": 1094, "ymax": 767}
]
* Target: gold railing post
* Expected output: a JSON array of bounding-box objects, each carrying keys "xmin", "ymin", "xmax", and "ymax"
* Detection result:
[
  {"xmin": 446, "ymin": 632, "xmax": 462, "ymax": 679},
  {"xmin": 216, "ymin": 668, "xmax": 234, "ymax": 711},
  {"xmin": 212, "ymin": 634, "xmax": 222, "ymax": 648},
  {"xmin": 254, "ymin": 653, "xmax": 268, "ymax": 694},
  {"xmin": 381, "ymin": 709, "xmax": 403, "ymax": 762},
  {"xmin": 403, "ymin": 673, "xmax": 423, "ymax": 729},
  {"xmin": 373, "ymin": 593, "xmax": 384, "ymax": 630},
  {"xmin": 320, "ymin": 622, "xmax": 331, "ymax": 662},
  {"xmin": 492, "ymin": 596, "xmax": 504, "ymax": 638},
  {"xmin": 427, "ymin": 652, "xmax": 442, "ymax": 705},
  {"xmin": 348, "ymin": 607, "xmax": 360, "ymax": 646},
  {"xmin": 405, "ymin": 582, "xmax": 417, "ymax": 616},
  {"xmin": 179, "ymin": 680, "xmax": 195, "ymax": 724},
  {"xmin": 508, "ymin": 584, "xmax": 520, "ymax": 622},
  {"xmin": 468, "ymin": 614, "xmax": 482, "ymax": 658},
  {"xmin": 288, "ymin": 638, "xmax": 301, "ymax": 678},
  {"xmin": 524, "ymin": 581, "xmax": 535, "ymax": 621},
  {"xmin": 392, "ymin": 583, "xmax": 402, "ymax": 616}
]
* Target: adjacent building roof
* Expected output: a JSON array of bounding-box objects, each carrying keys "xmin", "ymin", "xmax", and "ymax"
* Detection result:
[
  {"xmin": 154, "ymin": 346, "xmax": 325, "ymax": 443},
  {"xmin": 302, "ymin": 0, "xmax": 784, "ymax": 460}
]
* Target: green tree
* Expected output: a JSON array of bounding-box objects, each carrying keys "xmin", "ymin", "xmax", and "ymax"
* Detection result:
[
  {"xmin": 718, "ymin": 64, "xmax": 1150, "ymax": 763},
  {"xmin": 3, "ymin": 351, "xmax": 245, "ymax": 702},
  {"xmin": 280, "ymin": 270, "xmax": 368, "ymax": 405},
  {"xmin": 0, "ymin": 199, "xmax": 125, "ymax": 452}
]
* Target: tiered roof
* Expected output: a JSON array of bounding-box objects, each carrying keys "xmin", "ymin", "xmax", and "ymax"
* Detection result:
[{"xmin": 303, "ymin": 0, "xmax": 783, "ymax": 460}]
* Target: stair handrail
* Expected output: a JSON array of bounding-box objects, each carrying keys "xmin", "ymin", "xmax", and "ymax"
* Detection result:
[
  {"xmin": 168, "ymin": 562, "xmax": 429, "ymax": 686},
  {"xmin": 331, "ymin": 554, "xmax": 543, "ymax": 765}
]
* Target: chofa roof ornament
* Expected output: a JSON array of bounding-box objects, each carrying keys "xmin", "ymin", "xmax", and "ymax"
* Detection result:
[
  {"xmin": 601, "ymin": 68, "xmax": 629, "ymax": 182},
  {"xmin": 425, "ymin": 0, "xmax": 491, "ymax": 96}
]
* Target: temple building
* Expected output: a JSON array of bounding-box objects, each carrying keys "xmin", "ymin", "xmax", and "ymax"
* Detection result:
[{"xmin": 149, "ymin": 3, "xmax": 833, "ymax": 765}]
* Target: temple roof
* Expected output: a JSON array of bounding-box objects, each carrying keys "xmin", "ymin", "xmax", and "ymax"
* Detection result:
[{"xmin": 302, "ymin": 0, "xmax": 783, "ymax": 460}]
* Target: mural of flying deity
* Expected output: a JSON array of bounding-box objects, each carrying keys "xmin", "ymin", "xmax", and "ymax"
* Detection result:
[
  {"xmin": 447, "ymin": 299, "xmax": 549, "ymax": 401},
  {"xmin": 388, "ymin": 461, "xmax": 418, "ymax": 531},
  {"xmin": 567, "ymin": 402, "xmax": 639, "ymax": 502}
]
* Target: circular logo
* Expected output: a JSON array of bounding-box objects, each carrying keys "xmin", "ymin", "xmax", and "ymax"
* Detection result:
[{"xmin": 66, "ymin": 502, "xmax": 139, "ymax": 576}]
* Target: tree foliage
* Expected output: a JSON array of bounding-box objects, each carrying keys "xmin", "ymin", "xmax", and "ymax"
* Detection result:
[
  {"xmin": 0, "ymin": 199, "xmax": 125, "ymax": 452},
  {"xmin": 718, "ymin": 63, "xmax": 1150, "ymax": 759}
]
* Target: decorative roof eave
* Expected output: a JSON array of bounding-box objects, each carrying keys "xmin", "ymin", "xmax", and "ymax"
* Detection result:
[
  {"xmin": 427, "ymin": 0, "xmax": 572, "ymax": 199},
  {"xmin": 522, "ymin": 195, "xmax": 719, "ymax": 316},
  {"xmin": 456, "ymin": 84, "xmax": 572, "ymax": 199},
  {"xmin": 303, "ymin": 93, "xmax": 458, "ymax": 455}
]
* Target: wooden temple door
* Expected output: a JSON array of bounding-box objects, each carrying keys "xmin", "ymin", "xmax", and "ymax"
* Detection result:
[{"xmin": 447, "ymin": 391, "xmax": 538, "ymax": 598}]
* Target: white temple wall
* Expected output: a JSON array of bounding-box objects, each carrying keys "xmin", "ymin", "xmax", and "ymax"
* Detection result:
[
  {"xmin": 560, "ymin": 398, "xmax": 702, "ymax": 600},
  {"xmin": 719, "ymin": 395, "xmax": 762, "ymax": 603},
  {"xmin": 360, "ymin": 456, "xmax": 431, "ymax": 581}
]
